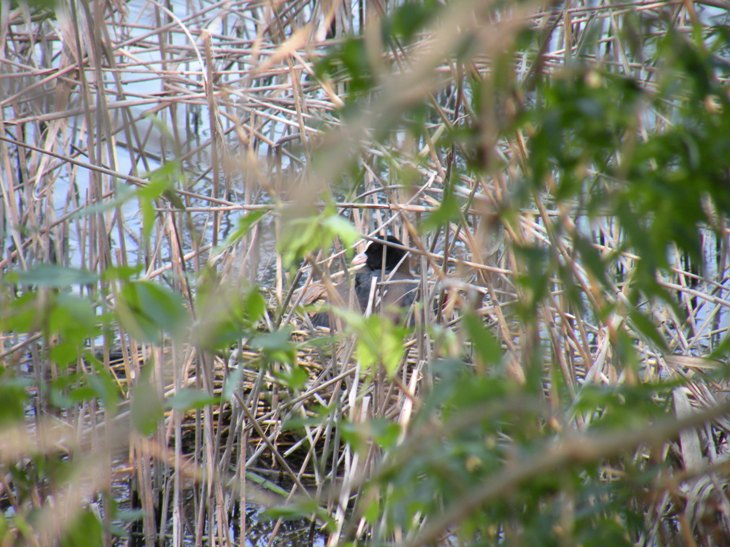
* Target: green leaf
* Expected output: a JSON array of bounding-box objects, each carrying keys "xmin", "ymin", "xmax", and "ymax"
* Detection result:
[
  {"xmin": 315, "ymin": 36, "xmax": 374, "ymax": 102},
  {"xmin": 113, "ymin": 508, "xmax": 146, "ymax": 523},
  {"xmin": 462, "ymin": 313, "xmax": 501, "ymax": 368},
  {"xmin": 49, "ymin": 342, "xmax": 82, "ymax": 368},
  {"xmin": 101, "ymin": 264, "xmax": 144, "ymax": 282},
  {"xmin": 574, "ymin": 234, "xmax": 610, "ymax": 287},
  {"xmin": 246, "ymin": 470, "xmax": 289, "ymax": 496},
  {"xmin": 629, "ymin": 309, "xmax": 668, "ymax": 351},
  {"xmin": 364, "ymin": 497, "xmax": 381, "ymax": 526},
  {"xmin": 273, "ymin": 364, "xmax": 309, "ymax": 391},
  {"xmin": 250, "ymin": 328, "xmax": 296, "ymax": 364},
  {"xmin": 139, "ymin": 161, "xmax": 183, "ymax": 241},
  {"xmin": 709, "ymin": 334, "xmax": 730, "ymax": 361},
  {"xmin": 243, "ymin": 287, "xmax": 267, "ymax": 325},
  {"xmin": 215, "ymin": 209, "xmax": 271, "ymax": 253},
  {"xmin": 370, "ymin": 418, "xmax": 402, "ymax": 449},
  {"xmin": 222, "ymin": 367, "xmax": 244, "ymax": 401},
  {"xmin": 0, "ymin": 292, "xmax": 39, "ymax": 331},
  {"xmin": 263, "ymin": 500, "xmax": 334, "ymax": 530},
  {"xmin": 60, "ymin": 509, "xmax": 103, "ymax": 547},
  {"xmin": 167, "ymin": 388, "xmax": 218, "ymax": 410},
  {"xmin": 277, "ymin": 205, "xmax": 358, "ymax": 270},
  {"xmin": 384, "ymin": 0, "xmax": 442, "ymax": 42},
  {"xmin": 283, "ymin": 404, "xmax": 336, "ymax": 431},
  {"xmin": 277, "ymin": 209, "xmax": 325, "ymax": 270},
  {"xmin": 116, "ymin": 281, "xmax": 187, "ymax": 344},
  {"xmin": 422, "ymin": 191, "xmax": 461, "ymax": 232},
  {"xmin": 48, "ymin": 293, "xmax": 99, "ymax": 341},
  {"xmin": 321, "ymin": 215, "xmax": 360, "ymax": 250},
  {"xmin": 72, "ymin": 183, "xmax": 136, "ymax": 218},
  {"xmin": 50, "ymin": 372, "xmax": 81, "ymax": 409},
  {"xmin": 139, "ymin": 161, "xmax": 180, "ymax": 199},
  {"xmin": 5, "ymin": 265, "xmax": 99, "ymax": 287},
  {"xmin": 86, "ymin": 359, "xmax": 122, "ymax": 411},
  {"xmin": 0, "ymin": 369, "xmax": 30, "ymax": 425},
  {"xmin": 194, "ymin": 285, "xmax": 266, "ymax": 350},
  {"xmin": 130, "ymin": 373, "xmax": 164, "ymax": 436},
  {"xmin": 140, "ymin": 197, "xmax": 156, "ymax": 244},
  {"xmin": 345, "ymin": 313, "xmax": 408, "ymax": 378},
  {"xmin": 341, "ymin": 419, "xmax": 401, "ymax": 451}
]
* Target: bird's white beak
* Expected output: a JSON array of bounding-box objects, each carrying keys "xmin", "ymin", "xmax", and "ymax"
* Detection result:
[{"xmin": 352, "ymin": 251, "xmax": 368, "ymax": 266}]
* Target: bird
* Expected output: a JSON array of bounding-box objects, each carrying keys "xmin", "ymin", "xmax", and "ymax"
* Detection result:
[{"xmin": 309, "ymin": 236, "xmax": 418, "ymax": 328}]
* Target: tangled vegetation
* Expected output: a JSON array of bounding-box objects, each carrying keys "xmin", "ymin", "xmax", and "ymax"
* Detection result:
[{"xmin": 1, "ymin": 0, "xmax": 730, "ymax": 544}]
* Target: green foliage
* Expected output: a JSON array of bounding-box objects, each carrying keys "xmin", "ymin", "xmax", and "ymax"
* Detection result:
[
  {"xmin": 47, "ymin": 294, "xmax": 99, "ymax": 366},
  {"xmin": 130, "ymin": 367, "xmax": 165, "ymax": 436},
  {"xmin": 263, "ymin": 499, "xmax": 335, "ymax": 531},
  {"xmin": 316, "ymin": 36, "xmax": 374, "ymax": 106},
  {"xmin": 272, "ymin": 363, "xmax": 309, "ymax": 391},
  {"xmin": 5, "ymin": 264, "xmax": 99, "ymax": 288},
  {"xmin": 8, "ymin": 0, "xmax": 55, "ymax": 17},
  {"xmin": 315, "ymin": 0, "xmax": 443, "ymax": 110},
  {"xmin": 382, "ymin": 0, "xmax": 442, "ymax": 44},
  {"xmin": 60, "ymin": 509, "xmax": 104, "ymax": 547},
  {"xmin": 2, "ymin": 2, "xmax": 729, "ymax": 545},
  {"xmin": 305, "ymin": 9, "xmax": 730, "ymax": 545},
  {"xmin": 86, "ymin": 354, "xmax": 122, "ymax": 411},
  {"xmin": 139, "ymin": 161, "xmax": 185, "ymax": 241},
  {"xmin": 341, "ymin": 311, "xmax": 409, "ymax": 378},
  {"xmin": 421, "ymin": 189, "xmax": 462, "ymax": 232},
  {"xmin": 572, "ymin": 383, "xmax": 673, "ymax": 430},
  {"xmin": 195, "ymin": 280, "xmax": 266, "ymax": 350},
  {"xmin": 349, "ymin": 346, "xmax": 673, "ymax": 544},
  {"xmin": 462, "ymin": 312, "xmax": 502, "ymax": 369},
  {"xmin": 167, "ymin": 388, "xmax": 218, "ymax": 410},
  {"xmin": 0, "ymin": 368, "xmax": 30, "ymax": 425},
  {"xmin": 250, "ymin": 327, "xmax": 296, "ymax": 365},
  {"xmin": 341, "ymin": 418, "xmax": 401, "ymax": 452},
  {"xmin": 214, "ymin": 208, "xmax": 271, "ymax": 257},
  {"xmin": 512, "ymin": 243, "xmax": 551, "ymax": 315},
  {"xmin": 1, "ymin": 268, "xmax": 104, "ymax": 369},
  {"xmin": 522, "ymin": 42, "xmax": 730, "ymax": 306},
  {"xmin": 116, "ymin": 280, "xmax": 188, "ymax": 344},
  {"xmin": 278, "ymin": 205, "xmax": 359, "ymax": 270},
  {"xmin": 528, "ymin": 68, "xmax": 643, "ymax": 194}
]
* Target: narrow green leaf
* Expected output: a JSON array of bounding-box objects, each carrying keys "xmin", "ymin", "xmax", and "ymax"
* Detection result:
[
  {"xmin": 131, "ymin": 375, "xmax": 164, "ymax": 436},
  {"xmin": 0, "ymin": 370, "xmax": 30, "ymax": 425},
  {"xmin": 5, "ymin": 265, "xmax": 99, "ymax": 287},
  {"xmin": 463, "ymin": 313, "xmax": 502, "ymax": 367},
  {"xmin": 574, "ymin": 234, "xmax": 610, "ymax": 287},
  {"xmin": 250, "ymin": 328, "xmax": 296, "ymax": 364},
  {"xmin": 222, "ymin": 367, "xmax": 244, "ymax": 401},
  {"xmin": 322, "ymin": 215, "xmax": 359, "ymax": 249},
  {"xmin": 216, "ymin": 209, "xmax": 270, "ymax": 253},
  {"xmin": 243, "ymin": 287, "xmax": 266, "ymax": 325},
  {"xmin": 422, "ymin": 191, "xmax": 461, "ymax": 232},
  {"xmin": 87, "ymin": 358, "xmax": 122, "ymax": 411},
  {"xmin": 348, "ymin": 314, "xmax": 408, "ymax": 378},
  {"xmin": 72, "ymin": 184, "xmax": 135, "ymax": 217},
  {"xmin": 167, "ymin": 388, "xmax": 218, "ymax": 410},
  {"xmin": 629, "ymin": 309, "xmax": 668, "ymax": 351},
  {"xmin": 116, "ymin": 281, "xmax": 187, "ymax": 344},
  {"xmin": 60, "ymin": 509, "xmax": 103, "ymax": 547},
  {"xmin": 245, "ymin": 470, "xmax": 289, "ymax": 497},
  {"xmin": 273, "ymin": 365, "xmax": 309, "ymax": 391}
]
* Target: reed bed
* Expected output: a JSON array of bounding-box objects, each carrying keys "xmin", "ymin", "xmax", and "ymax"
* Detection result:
[{"xmin": 1, "ymin": 0, "xmax": 730, "ymax": 544}]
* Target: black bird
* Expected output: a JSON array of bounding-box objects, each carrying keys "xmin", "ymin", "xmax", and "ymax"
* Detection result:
[
  {"xmin": 353, "ymin": 236, "xmax": 418, "ymax": 318},
  {"xmin": 310, "ymin": 236, "xmax": 418, "ymax": 328}
]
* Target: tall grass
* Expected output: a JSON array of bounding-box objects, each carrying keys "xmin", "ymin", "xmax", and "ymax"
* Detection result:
[{"xmin": 1, "ymin": 0, "xmax": 730, "ymax": 544}]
